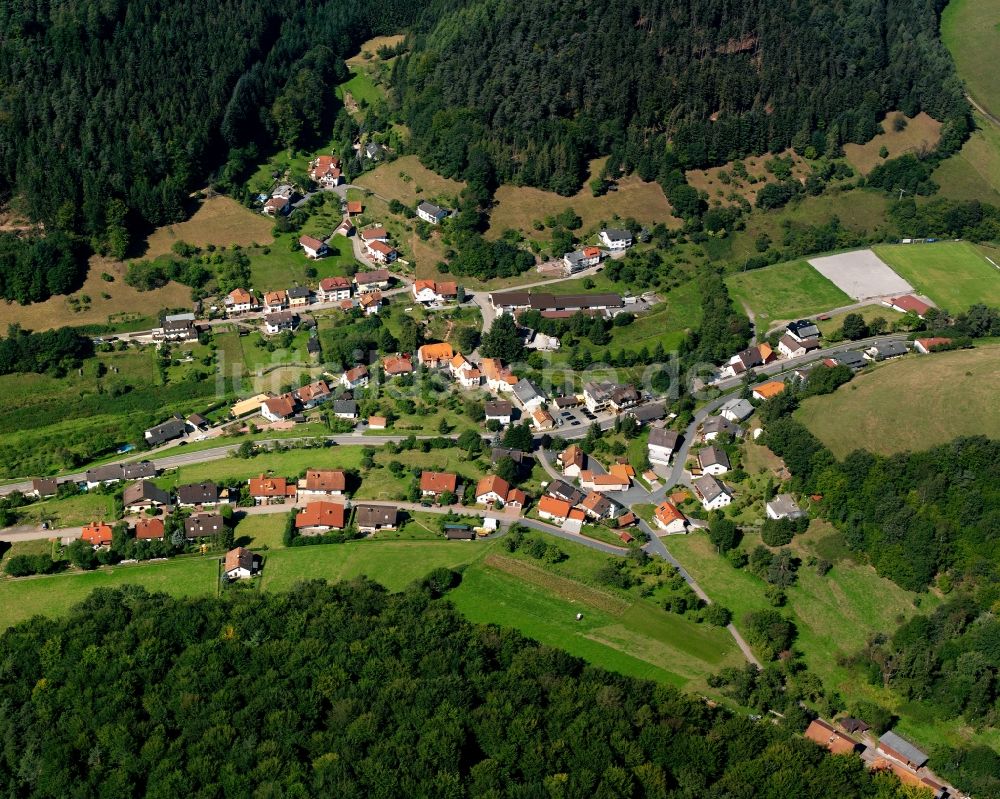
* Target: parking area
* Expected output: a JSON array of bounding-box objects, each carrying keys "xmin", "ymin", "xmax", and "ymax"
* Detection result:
[{"xmin": 556, "ymin": 406, "xmax": 597, "ymax": 429}]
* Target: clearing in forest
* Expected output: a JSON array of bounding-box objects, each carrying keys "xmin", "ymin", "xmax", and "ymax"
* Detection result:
[
  {"xmin": 141, "ymin": 195, "xmax": 274, "ymax": 259},
  {"xmin": 842, "ymin": 112, "xmax": 942, "ymax": 175}
]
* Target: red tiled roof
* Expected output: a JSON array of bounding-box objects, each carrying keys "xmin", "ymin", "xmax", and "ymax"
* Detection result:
[
  {"xmin": 81, "ymin": 522, "xmax": 113, "ymax": 546},
  {"xmin": 134, "ymin": 518, "xmax": 164, "ymax": 540},
  {"xmin": 420, "ymin": 471, "xmax": 458, "ymax": 494},
  {"xmin": 655, "ymin": 502, "xmax": 685, "ymax": 527},
  {"xmin": 249, "ymin": 476, "xmax": 287, "ymax": 497},
  {"xmin": 538, "ymin": 495, "xmax": 571, "ymax": 518},
  {"xmin": 890, "ymin": 295, "xmax": 932, "ymax": 315},
  {"xmin": 303, "ymin": 469, "xmax": 346, "ymax": 492},
  {"xmin": 296, "ymin": 501, "xmax": 346, "ymax": 529},
  {"xmin": 319, "ymin": 276, "xmax": 351, "ymax": 291},
  {"xmin": 476, "ymin": 475, "xmax": 510, "ymax": 499}
]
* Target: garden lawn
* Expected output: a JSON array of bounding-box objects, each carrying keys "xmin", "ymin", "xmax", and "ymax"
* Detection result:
[
  {"xmin": 0, "ymin": 556, "xmax": 220, "ymax": 632},
  {"xmin": 872, "ymin": 241, "xmax": 1000, "ymax": 310},
  {"xmin": 17, "ymin": 494, "xmax": 115, "ymax": 527},
  {"xmin": 726, "ymin": 260, "xmax": 851, "ymax": 326},
  {"xmin": 160, "ymin": 447, "xmax": 365, "ymax": 487},
  {"xmin": 233, "ymin": 514, "xmax": 286, "ymax": 549},
  {"xmin": 795, "ymin": 344, "xmax": 1000, "ymax": 457}
]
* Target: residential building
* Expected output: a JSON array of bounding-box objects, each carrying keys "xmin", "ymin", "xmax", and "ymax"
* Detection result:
[
  {"xmin": 698, "ymin": 445, "xmax": 731, "ymax": 476},
  {"xmin": 579, "ymin": 470, "xmax": 629, "ymax": 492},
  {"xmin": 654, "ymin": 502, "xmax": 687, "ymax": 534},
  {"xmin": 85, "ymin": 464, "xmax": 126, "ymax": 489},
  {"xmin": 766, "ymin": 494, "xmax": 806, "ymax": 520},
  {"xmin": 484, "ymin": 401, "xmax": 513, "ymax": 427},
  {"xmin": 416, "ymin": 201, "xmax": 449, "ymax": 224},
  {"xmin": 124, "ymin": 462, "xmax": 156, "ymax": 480},
  {"xmin": 309, "ymin": 155, "xmax": 342, "ymax": 187},
  {"xmin": 648, "ymin": 427, "xmax": 680, "ymax": 466},
  {"xmin": 224, "ymin": 547, "xmax": 260, "ymax": 580},
  {"xmin": 355, "ymin": 504, "xmax": 399, "ymax": 533},
  {"xmin": 297, "ymin": 469, "xmax": 346, "ymax": 500},
  {"xmin": 294, "ymin": 380, "xmax": 332, "ymax": 408},
  {"xmin": 481, "ymin": 358, "xmax": 518, "ymax": 392},
  {"xmin": 488, "ymin": 291, "xmax": 624, "ymax": 317},
  {"xmin": 134, "ymin": 518, "xmax": 165, "ymax": 541},
  {"xmin": 176, "ymin": 482, "xmax": 222, "ymax": 507},
  {"xmin": 804, "ymin": 720, "xmax": 860, "ymax": 755},
  {"xmin": 366, "ymin": 239, "xmax": 398, "ymax": 264},
  {"xmin": 413, "ymin": 279, "xmax": 440, "ymax": 304},
  {"xmin": 123, "ymin": 481, "xmax": 170, "ymax": 513},
  {"xmin": 599, "ymin": 228, "xmax": 633, "ymax": 250},
  {"xmin": 263, "ymin": 311, "xmax": 299, "ymax": 335},
  {"xmin": 230, "ymin": 394, "xmax": 271, "ymax": 418},
  {"xmin": 156, "ymin": 314, "xmax": 198, "ymax": 342},
  {"xmin": 532, "ymin": 408, "xmax": 555, "ymax": 430},
  {"xmin": 317, "ymin": 276, "xmax": 352, "ymax": 302},
  {"xmin": 559, "ymin": 445, "xmax": 585, "ymax": 477},
  {"xmin": 144, "ymin": 418, "xmax": 187, "ymax": 447},
  {"xmin": 347, "ymin": 200, "xmax": 363, "ymax": 216},
  {"xmin": 418, "ymin": 342, "xmax": 454, "ymax": 367},
  {"xmin": 722, "ymin": 346, "xmax": 764, "ymax": 378},
  {"xmin": 582, "ymin": 380, "xmax": 637, "ymax": 413},
  {"xmin": 368, "ymin": 416, "xmax": 387, "ymax": 430},
  {"xmin": 562, "ymin": 246, "xmax": 602, "ymax": 274},
  {"xmin": 512, "ymin": 379, "xmax": 545, "ymax": 412},
  {"xmin": 299, "ymin": 235, "xmax": 328, "ymax": 259},
  {"xmin": 475, "ymin": 475, "xmax": 511, "ymax": 505},
  {"xmin": 382, "ymin": 354, "xmax": 414, "ymax": 376},
  {"xmin": 420, "ymin": 471, "xmax": 458, "ymax": 498},
  {"xmin": 831, "ymin": 350, "xmax": 867, "ymax": 370},
  {"xmin": 444, "ymin": 525, "xmax": 475, "ymax": 540},
  {"xmin": 354, "ymin": 268, "xmax": 390, "ymax": 293},
  {"xmin": 248, "ymin": 476, "xmax": 294, "ymax": 505},
  {"xmin": 758, "ymin": 342, "xmax": 776, "ymax": 364},
  {"xmin": 365, "ymin": 141, "xmax": 385, "ymax": 160},
  {"xmin": 30, "ymin": 478, "xmax": 59, "ymax": 499},
  {"xmin": 719, "ymin": 398, "xmax": 754, "ymax": 423},
  {"xmin": 263, "ymin": 290, "xmax": 288, "ymax": 313},
  {"xmin": 225, "ymin": 288, "xmax": 258, "ymax": 315},
  {"xmin": 287, "ymin": 286, "xmax": 312, "ymax": 307},
  {"xmin": 296, "ymin": 501, "xmax": 347, "ymax": 534},
  {"xmin": 702, "ymin": 416, "xmax": 742, "ymax": 441},
  {"xmin": 359, "ymin": 227, "xmax": 389, "ymax": 244},
  {"xmin": 914, "ymin": 337, "xmax": 953, "ymax": 354},
  {"xmin": 778, "ymin": 334, "xmax": 820, "ymax": 358},
  {"xmin": 185, "ymin": 513, "xmax": 224, "ymax": 539},
  {"xmin": 864, "ymin": 341, "xmax": 908, "ymax": 361},
  {"xmin": 628, "ymin": 402, "xmax": 666, "ymax": 425},
  {"xmin": 261, "ymin": 394, "xmax": 297, "ymax": 423},
  {"xmin": 752, "ymin": 381, "xmax": 786, "ymax": 401},
  {"xmin": 359, "ymin": 291, "xmax": 382, "ymax": 315},
  {"xmin": 581, "ymin": 491, "xmax": 615, "ymax": 520},
  {"xmin": 885, "ymin": 295, "xmax": 931, "ymax": 317},
  {"xmin": 693, "ymin": 474, "xmax": 732, "ymax": 511},
  {"xmin": 332, "ymin": 400, "xmax": 357, "ymax": 419},
  {"xmin": 876, "ymin": 731, "xmax": 928, "ymax": 769},
  {"xmin": 786, "ymin": 319, "xmax": 821, "ymax": 342},
  {"xmin": 537, "ymin": 495, "xmax": 571, "ymax": 524},
  {"xmin": 341, "ymin": 365, "xmax": 370, "ymax": 390},
  {"xmin": 186, "ymin": 413, "xmax": 209, "ymax": 431},
  {"xmin": 81, "ymin": 521, "xmax": 113, "ymax": 547},
  {"xmin": 263, "ymin": 196, "xmax": 290, "ymax": 216},
  {"xmin": 546, "ymin": 480, "xmax": 585, "ymax": 507}
]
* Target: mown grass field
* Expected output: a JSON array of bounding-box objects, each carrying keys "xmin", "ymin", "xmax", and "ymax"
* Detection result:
[
  {"xmin": 354, "ymin": 155, "xmax": 466, "ymax": 207},
  {"xmin": 16, "ymin": 494, "xmax": 115, "ymax": 527},
  {"xmin": 872, "ymin": 241, "xmax": 1000, "ymax": 310},
  {"xmin": 336, "ymin": 69, "xmax": 382, "ymax": 107},
  {"xmin": 842, "ymin": 112, "xmax": 942, "ymax": 175},
  {"xmin": 246, "ymin": 234, "xmax": 355, "ymax": 292},
  {"xmin": 796, "ymin": 344, "xmax": 1000, "ymax": 457},
  {"xmin": 726, "ymin": 260, "xmax": 851, "ymax": 325},
  {"xmin": 941, "ymin": 0, "xmax": 1000, "ymax": 119},
  {"xmin": 141, "ymin": 196, "xmax": 274, "ymax": 259},
  {"xmin": 933, "ymin": 113, "xmax": 1000, "ymax": 202},
  {"xmin": 486, "ymin": 158, "xmax": 681, "ymax": 241}
]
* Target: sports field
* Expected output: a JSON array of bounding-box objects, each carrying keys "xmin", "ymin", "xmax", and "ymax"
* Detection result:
[
  {"xmin": 726, "ymin": 260, "xmax": 851, "ymax": 325},
  {"xmin": 796, "ymin": 344, "xmax": 1000, "ymax": 457},
  {"xmin": 873, "ymin": 241, "xmax": 1000, "ymax": 310}
]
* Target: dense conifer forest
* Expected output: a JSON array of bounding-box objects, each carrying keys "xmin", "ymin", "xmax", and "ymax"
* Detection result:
[{"xmin": 0, "ymin": 580, "xmax": 927, "ymax": 798}]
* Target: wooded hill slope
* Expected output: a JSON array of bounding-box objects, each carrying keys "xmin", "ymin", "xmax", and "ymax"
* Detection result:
[
  {"xmin": 0, "ymin": 579, "xmax": 926, "ymax": 798},
  {"xmin": 395, "ymin": 0, "xmax": 968, "ymax": 194}
]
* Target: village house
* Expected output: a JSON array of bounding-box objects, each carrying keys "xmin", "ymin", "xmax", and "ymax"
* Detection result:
[
  {"xmin": 225, "ymin": 288, "xmax": 259, "ymax": 315},
  {"xmin": 261, "ymin": 394, "xmax": 297, "ymax": 423},
  {"xmin": 134, "ymin": 518, "xmax": 165, "ymax": 541},
  {"xmin": 702, "ymin": 416, "xmax": 742, "ymax": 441},
  {"xmin": 654, "ymin": 501, "xmax": 688, "ymax": 534},
  {"xmin": 418, "ymin": 342, "xmax": 454, "ymax": 368},
  {"xmin": 488, "ymin": 291, "xmax": 625, "ymax": 317},
  {"xmin": 546, "ymin": 479, "xmax": 586, "ymax": 507},
  {"xmin": 299, "ymin": 235, "xmax": 328, "ymax": 259},
  {"xmin": 368, "ymin": 416, "xmax": 387, "ymax": 430},
  {"xmin": 176, "ymin": 482, "xmax": 224, "ymax": 508},
  {"xmin": 698, "ymin": 445, "xmax": 731, "ymax": 476},
  {"xmin": 512, "ymin": 379, "xmax": 545, "ymax": 412},
  {"xmin": 876, "ymin": 731, "xmax": 928, "ymax": 770},
  {"xmin": 420, "ymin": 471, "xmax": 458, "ymax": 499},
  {"xmin": 317, "ymin": 276, "xmax": 352, "ymax": 303},
  {"xmin": 123, "ymin": 480, "xmax": 171, "ymax": 514},
  {"xmin": 144, "ymin": 417, "xmax": 187, "ymax": 447},
  {"xmin": 359, "ymin": 226, "xmax": 389, "ymax": 244},
  {"xmin": 804, "ymin": 720, "xmax": 860, "ymax": 755},
  {"xmin": 532, "ymin": 408, "xmax": 555, "ymax": 431},
  {"xmin": 778, "ymin": 333, "xmax": 820, "ymax": 359},
  {"xmin": 475, "ymin": 475, "xmax": 511, "ymax": 506},
  {"xmin": 719, "ymin": 398, "xmax": 754, "ymax": 423},
  {"xmin": 286, "ymin": 286, "xmax": 312, "ymax": 308},
  {"xmin": 296, "ymin": 501, "xmax": 347, "ymax": 534},
  {"xmin": 382, "ymin": 354, "xmax": 414, "ymax": 376},
  {"xmin": 599, "ymin": 228, "xmax": 633, "ymax": 250},
  {"xmin": 263, "ymin": 290, "xmax": 288, "ymax": 314},
  {"xmin": 155, "ymin": 313, "xmax": 199, "ymax": 342},
  {"xmin": 248, "ymin": 476, "xmax": 295, "ymax": 505},
  {"xmin": 766, "ymin": 493, "xmax": 806, "ymax": 520},
  {"xmin": 583, "ymin": 381, "xmax": 638, "ymax": 414},
  {"xmin": 752, "ymin": 381, "xmax": 786, "ymax": 401},
  {"xmin": 297, "ymin": 469, "xmax": 347, "ymax": 501},
  {"xmin": 354, "ymin": 268, "xmax": 390, "ymax": 293},
  {"xmin": 914, "ymin": 337, "xmax": 953, "ymax": 354},
  {"xmin": 559, "ymin": 445, "xmax": 585, "ymax": 477},
  {"xmin": 481, "ymin": 358, "xmax": 519, "ymax": 392},
  {"xmin": 537, "ymin": 495, "xmax": 572, "ymax": 524},
  {"xmin": 365, "ymin": 141, "xmax": 385, "ymax": 160},
  {"xmin": 347, "ymin": 200, "xmax": 363, "ymax": 216},
  {"xmin": 224, "ymin": 547, "xmax": 260, "ymax": 580},
  {"xmin": 332, "ymin": 399, "xmax": 358, "ymax": 419},
  {"xmin": 786, "ymin": 319, "xmax": 821, "ymax": 342},
  {"xmin": 581, "ymin": 491, "xmax": 616, "ymax": 521},
  {"xmin": 294, "ymin": 380, "xmax": 332, "ymax": 409},
  {"xmin": 864, "ymin": 341, "xmax": 908, "ymax": 361},
  {"xmin": 341, "ymin": 365, "xmax": 370, "ymax": 390},
  {"xmin": 186, "ymin": 413, "xmax": 209, "ymax": 432},
  {"xmin": 309, "ymin": 154, "xmax": 342, "ymax": 187},
  {"xmin": 85, "ymin": 461, "xmax": 155, "ymax": 490},
  {"xmin": 628, "ymin": 402, "xmax": 666, "ymax": 425},
  {"xmin": 366, "ymin": 239, "xmax": 398, "ymax": 264},
  {"xmin": 125, "ymin": 462, "xmax": 156, "ymax": 480},
  {"xmin": 647, "ymin": 427, "xmax": 680, "ymax": 466},
  {"xmin": 355, "ymin": 503, "xmax": 399, "ymax": 533},
  {"xmin": 579, "ymin": 470, "xmax": 630, "ymax": 493},
  {"xmin": 263, "ymin": 311, "xmax": 299, "ymax": 335},
  {"xmin": 81, "ymin": 521, "xmax": 113, "ymax": 548},
  {"xmin": 185, "ymin": 513, "xmax": 224, "ymax": 539},
  {"xmin": 416, "ymin": 201, "xmax": 449, "ymax": 224},
  {"xmin": 412, "ymin": 279, "xmax": 440, "ymax": 304},
  {"xmin": 722, "ymin": 345, "xmax": 763, "ymax": 378},
  {"xmin": 693, "ymin": 474, "xmax": 732, "ymax": 511},
  {"xmin": 263, "ymin": 195, "xmax": 291, "ymax": 216},
  {"xmin": 30, "ymin": 477, "xmax": 59, "ymax": 499},
  {"xmin": 885, "ymin": 295, "xmax": 932, "ymax": 317},
  {"xmin": 484, "ymin": 400, "xmax": 513, "ymax": 426},
  {"xmin": 562, "ymin": 246, "xmax": 602, "ymax": 274},
  {"xmin": 359, "ymin": 290, "xmax": 382, "ymax": 315}
]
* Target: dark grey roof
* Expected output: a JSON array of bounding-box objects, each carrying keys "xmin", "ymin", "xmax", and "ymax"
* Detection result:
[
  {"xmin": 355, "ymin": 503, "xmax": 399, "ymax": 528},
  {"xmin": 878, "ymin": 731, "xmax": 927, "ymax": 765},
  {"xmin": 628, "ymin": 402, "xmax": 666, "ymax": 423},
  {"xmin": 417, "ymin": 201, "xmax": 446, "ymax": 217},
  {"xmin": 833, "ymin": 350, "xmax": 866, "ymax": 369},
  {"xmin": 787, "ymin": 319, "xmax": 820, "ymax": 339},
  {"xmin": 601, "ymin": 228, "xmax": 631, "ymax": 242},
  {"xmin": 287, "ymin": 286, "xmax": 311, "ymax": 299},
  {"xmin": 123, "ymin": 461, "xmax": 156, "ymax": 480},
  {"xmin": 123, "ymin": 480, "xmax": 170, "ymax": 507},
  {"xmin": 648, "ymin": 427, "xmax": 680, "ymax": 450},
  {"xmin": 489, "ymin": 291, "xmax": 623, "ymax": 311},
  {"xmin": 513, "ymin": 379, "xmax": 543, "ymax": 403},
  {"xmin": 185, "ymin": 513, "xmax": 224, "ymax": 538},
  {"xmin": 719, "ymin": 398, "xmax": 754, "ymax": 420},
  {"xmin": 872, "ymin": 341, "xmax": 908, "ymax": 358},
  {"xmin": 702, "ymin": 417, "xmax": 741, "ymax": 437},
  {"xmin": 332, "ymin": 400, "xmax": 357, "ymax": 415},
  {"xmin": 306, "ymin": 337, "xmax": 321, "ymax": 354},
  {"xmin": 145, "ymin": 419, "xmax": 187, "ymax": 446},
  {"xmin": 694, "ymin": 474, "xmax": 729, "ymax": 502},
  {"xmin": 699, "ymin": 445, "xmax": 731, "ymax": 470},
  {"xmin": 86, "ymin": 464, "xmax": 125, "ymax": 483},
  {"xmin": 177, "ymin": 482, "xmax": 219, "ymax": 505},
  {"xmin": 547, "ymin": 479, "xmax": 585, "ymax": 506},
  {"xmin": 445, "ymin": 528, "xmax": 475, "ymax": 540}
]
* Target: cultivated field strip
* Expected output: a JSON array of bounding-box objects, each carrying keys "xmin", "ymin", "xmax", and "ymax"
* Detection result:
[{"xmin": 483, "ymin": 554, "xmax": 629, "ymax": 614}]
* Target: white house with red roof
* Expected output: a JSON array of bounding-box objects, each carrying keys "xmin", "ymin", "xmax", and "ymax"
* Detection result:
[
  {"xmin": 885, "ymin": 295, "xmax": 932, "ymax": 317},
  {"xmin": 310, "ymin": 155, "xmax": 343, "ymax": 188},
  {"xmin": 317, "ymin": 276, "xmax": 352, "ymax": 302},
  {"xmin": 299, "ymin": 235, "xmax": 328, "ymax": 259}
]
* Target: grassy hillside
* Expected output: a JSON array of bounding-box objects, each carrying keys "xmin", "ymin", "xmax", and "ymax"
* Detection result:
[
  {"xmin": 795, "ymin": 344, "xmax": 1000, "ymax": 457},
  {"xmin": 726, "ymin": 260, "xmax": 851, "ymax": 325},
  {"xmin": 941, "ymin": 0, "xmax": 1000, "ymax": 118}
]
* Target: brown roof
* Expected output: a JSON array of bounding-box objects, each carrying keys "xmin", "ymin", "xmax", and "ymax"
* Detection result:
[
  {"xmin": 359, "ymin": 290, "xmax": 382, "ymax": 308},
  {"xmin": 354, "ymin": 503, "xmax": 399, "ymax": 529},
  {"xmin": 262, "ymin": 394, "xmax": 296, "ymax": 419},
  {"xmin": 561, "ymin": 445, "xmax": 584, "ymax": 469},
  {"xmin": 295, "ymin": 381, "xmax": 330, "ymax": 403},
  {"xmin": 123, "ymin": 480, "xmax": 170, "ymax": 507},
  {"xmin": 224, "ymin": 547, "xmax": 255, "ymax": 573},
  {"xmin": 32, "ymin": 477, "xmax": 58, "ymax": 495},
  {"xmin": 303, "ymin": 469, "xmax": 346, "ymax": 492},
  {"xmin": 264, "ymin": 290, "xmax": 286, "ymax": 305},
  {"xmin": 134, "ymin": 518, "xmax": 165, "ymax": 540},
  {"xmin": 185, "ymin": 513, "xmax": 224, "ymax": 538},
  {"xmin": 420, "ymin": 471, "xmax": 458, "ymax": 494},
  {"xmin": 319, "ymin": 276, "xmax": 351, "ymax": 291},
  {"xmin": 347, "ymin": 200, "xmax": 363, "ymax": 214},
  {"xmin": 296, "ymin": 501, "xmax": 346, "ymax": 530},
  {"xmin": 476, "ymin": 475, "xmax": 510, "ymax": 500},
  {"xmin": 581, "ymin": 491, "xmax": 611, "ymax": 515},
  {"xmin": 436, "ymin": 281, "xmax": 458, "ymax": 296},
  {"xmin": 299, "ymin": 235, "xmax": 326, "ymax": 251},
  {"xmin": 249, "ymin": 476, "xmax": 287, "ymax": 497},
  {"xmin": 368, "ymin": 240, "xmax": 396, "ymax": 257},
  {"xmin": 804, "ymin": 720, "xmax": 859, "ymax": 755},
  {"xmin": 889, "ymin": 295, "xmax": 931, "ymax": 315},
  {"xmin": 344, "ymin": 365, "xmax": 369, "ymax": 383},
  {"xmin": 383, "ymin": 355, "xmax": 414, "ymax": 375},
  {"xmin": 355, "ymin": 268, "xmax": 390, "ymax": 284},
  {"xmin": 359, "ymin": 227, "xmax": 388, "ymax": 241}
]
